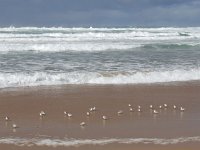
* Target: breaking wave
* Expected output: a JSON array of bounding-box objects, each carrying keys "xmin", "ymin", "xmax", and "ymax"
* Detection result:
[
  {"xmin": 0, "ymin": 27, "xmax": 200, "ymax": 52},
  {"xmin": 0, "ymin": 68, "xmax": 200, "ymax": 88},
  {"xmin": 0, "ymin": 136, "xmax": 200, "ymax": 147}
]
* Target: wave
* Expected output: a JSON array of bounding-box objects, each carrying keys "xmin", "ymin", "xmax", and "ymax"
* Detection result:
[
  {"xmin": 0, "ymin": 43, "xmax": 138, "ymax": 52},
  {"xmin": 0, "ymin": 42, "xmax": 199, "ymax": 52},
  {"xmin": 0, "ymin": 136, "xmax": 200, "ymax": 147},
  {"xmin": 142, "ymin": 43, "xmax": 200, "ymax": 50},
  {"xmin": 0, "ymin": 29, "xmax": 197, "ymax": 39},
  {"xmin": 0, "ymin": 27, "xmax": 200, "ymax": 52},
  {"xmin": 0, "ymin": 69, "xmax": 200, "ymax": 88}
]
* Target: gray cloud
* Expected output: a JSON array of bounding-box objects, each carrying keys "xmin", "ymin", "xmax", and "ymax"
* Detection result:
[{"xmin": 0, "ymin": 0, "xmax": 199, "ymax": 27}]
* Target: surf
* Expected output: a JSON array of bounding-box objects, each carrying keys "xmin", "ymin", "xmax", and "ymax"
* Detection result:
[{"xmin": 1, "ymin": 136, "xmax": 200, "ymax": 147}]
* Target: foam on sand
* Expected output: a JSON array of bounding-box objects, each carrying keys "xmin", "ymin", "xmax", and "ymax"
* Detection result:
[{"xmin": 0, "ymin": 136, "xmax": 200, "ymax": 147}]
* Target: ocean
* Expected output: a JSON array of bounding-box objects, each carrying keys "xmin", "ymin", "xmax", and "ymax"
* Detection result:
[{"xmin": 0, "ymin": 27, "xmax": 200, "ymax": 88}]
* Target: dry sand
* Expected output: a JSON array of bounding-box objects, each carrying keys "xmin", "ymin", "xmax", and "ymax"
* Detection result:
[{"xmin": 0, "ymin": 82, "xmax": 200, "ymax": 149}]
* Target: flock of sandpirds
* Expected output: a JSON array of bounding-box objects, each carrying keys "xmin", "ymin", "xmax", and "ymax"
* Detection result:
[{"xmin": 4, "ymin": 103, "xmax": 185, "ymax": 129}]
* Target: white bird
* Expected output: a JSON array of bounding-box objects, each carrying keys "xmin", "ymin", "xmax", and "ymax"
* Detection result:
[
  {"xmin": 159, "ymin": 105, "xmax": 162, "ymax": 109},
  {"xmin": 89, "ymin": 107, "xmax": 96, "ymax": 112},
  {"xmin": 164, "ymin": 104, "xmax": 168, "ymax": 108},
  {"xmin": 173, "ymin": 105, "xmax": 177, "ymax": 109},
  {"xmin": 12, "ymin": 124, "xmax": 18, "ymax": 128},
  {"xmin": 117, "ymin": 110, "xmax": 123, "ymax": 115},
  {"xmin": 39, "ymin": 111, "xmax": 46, "ymax": 116},
  {"xmin": 129, "ymin": 108, "xmax": 134, "ymax": 112},
  {"xmin": 138, "ymin": 108, "xmax": 142, "ymax": 112},
  {"xmin": 138, "ymin": 105, "xmax": 141, "ymax": 109},
  {"xmin": 102, "ymin": 115, "xmax": 108, "ymax": 120},
  {"xmin": 128, "ymin": 104, "xmax": 132, "ymax": 107},
  {"xmin": 80, "ymin": 122, "xmax": 86, "ymax": 126},
  {"xmin": 5, "ymin": 116, "xmax": 10, "ymax": 121},
  {"xmin": 180, "ymin": 107, "xmax": 185, "ymax": 112},
  {"xmin": 64, "ymin": 111, "xmax": 67, "ymax": 115},
  {"xmin": 93, "ymin": 107, "xmax": 96, "ymax": 111},
  {"xmin": 86, "ymin": 112, "xmax": 90, "ymax": 116},
  {"xmin": 150, "ymin": 105, "xmax": 153, "ymax": 109},
  {"xmin": 153, "ymin": 110, "xmax": 159, "ymax": 114},
  {"xmin": 67, "ymin": 113, "xmax": 72, "ymax": 117}
]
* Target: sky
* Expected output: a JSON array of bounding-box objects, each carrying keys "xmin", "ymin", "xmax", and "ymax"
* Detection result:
[{"xmin": 0, "ymin": 0, "xmax": 200, "ymax": 27}]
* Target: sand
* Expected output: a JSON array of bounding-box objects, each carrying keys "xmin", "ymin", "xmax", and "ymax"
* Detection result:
[{"xmin": 0, "ymin": 82, "xmax": 200, "ymax": 149}]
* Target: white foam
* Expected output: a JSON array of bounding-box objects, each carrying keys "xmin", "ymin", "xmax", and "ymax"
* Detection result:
[
  {"xmin": 0, "ymin": 68, "xmax": 200, "ymax": 88},
  {"xmin": 0, "ymin": 43, "xmax": 138, "ymax": 52},
  {"xmin": 0, "ymin": 27, "xmax": 200, "ymax": 52},
  {"xmin": 0, "ymin": 136, "xmax": 200, "ymax": 147}
]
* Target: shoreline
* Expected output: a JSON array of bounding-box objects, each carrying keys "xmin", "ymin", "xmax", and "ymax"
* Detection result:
[
  {"xmin": 1, "ymin": 82, "xmax": 200, "ymax": 149},
  {"xmin": 1, "ymin": 79, "xmax": 200, "ymax": 92}
]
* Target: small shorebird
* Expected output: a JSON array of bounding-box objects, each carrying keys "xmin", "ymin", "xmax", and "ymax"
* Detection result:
[
  {"xmin": 150, "ymin": 105, "xmax": 153, "ymax": 109},
  {"xmin": 39, "ymin": 111, "xmax": 46, "ymax": 117},
  {"xmin": 102, "ymin": 115, "xmax": 108, "ymax": 120},
  {"xmin": 89, "ymin": 107, "xmax": 96, "ymax": 112},
  {"xmin": 12, "ymin": 124, "xmax": 18, "ymax": 128},
  {"xmin": 64, "ymin": 111, "xmax": 73, "ymax": 118},
  {"xmin": 86, "ymin": 112, "xmax": 90, "ymax": 116},
  {"xmin": 180, "ymin": 107, "xmax": 185, "ymax": 112},
  {"xmin": 80, "ymin": 122, "xmax": 86, "ymax": 126},
  {"xmin": 117, "ymin": 110, "xmax": 123, "ymax": 115},
  {"xmin": 173, "ymin": 105, "xmax": 177, "ymax": 109},
  {"xmin": 164, "ymin": 104, "xmax": 168, "ymax": 108},
  {"xmin": 153, "ymin": 110, "xmax": 159, "ymax": 114},
  {"xmin": 93, "ymin": 107, "xmax": 96, "ymax": 111},
  {"xmin": 159, "ymin": 105, "xmax": 162, "ymax": 109},
  {"xmin": 67, "ymin": 113, "xmax": 72, "ymax": 117},
  {"xmin": 137, "ymin": 108, "xmax": 142, "ymax": 112},
  {"xmin": 5, "ymin": 116, "xmax": 10, "ymax": 121},
  {"xmin": 128, "ymin": 104, "xmax": 132, "ymax": 107},
  {"xmin": 129, "ymin": 108, "xmax": 134, "ymax": 112},
  {"xmin": 138, "ymin": 105, "xmax": 141, "ymax": 109}
]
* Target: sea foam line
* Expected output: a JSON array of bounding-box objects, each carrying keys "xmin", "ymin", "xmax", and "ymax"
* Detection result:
[
  {"xmin": 0, "ymin": 68, "xmax": 200, "ymax": 88},
  {"xmin": 0, "ymin": 136, "xmax": 200, "ymax": 147}
]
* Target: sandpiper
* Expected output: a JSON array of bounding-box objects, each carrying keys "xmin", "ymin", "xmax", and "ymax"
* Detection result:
[
  {"xmin": 89, "ymin": 106, "xmax": 96, "ymax": 112},
  {"xmin": 80, "ymin": 122, "xmax": 86, "ymax": 126},
  {"xmin": 67, "ymin": 113, "xmax": 72, "ymax": 117},
  {"xmin": 39, "ymin": 111, "xmax": 46, "ymax": 117},
  {"xmin": 164, "ymin": 104, "xmax": 168, "ymax": 108},
  {"xmin": 118, "ymin": 110, "xmax": 123, "ymax": 115},
  {"xmin": 150, "ymin": 105, "xmax": 153, "ymax": 109},
  {"xmin": 102, "ymin": 115, "xmax": 108, "ymax": 120},
  {"xmin": 129, "ymin": 108, "xmax": 134, "ymax": 112},
  {"xmin": 180, "ymin": 107, "xmax": 185, "ymax": 112},
  {"xmin": 173, "ymin": 105, "xmax": 177, "ymax": 109},
  {"xmin": 153, "ymin": 110, "xmax": 159, "ymax": 114},
  {"xmin": 5, "ymin": 116, "xmax": 10, "ymax": 121},
  {"xmin": 12, "ymin": 124, "xmax": 18, "ymax": 128},
  {"xmin": 86, "ymin": 112, "xmax": 90, "ymax": 116}
]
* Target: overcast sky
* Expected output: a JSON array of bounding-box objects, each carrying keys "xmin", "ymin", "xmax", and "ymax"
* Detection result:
[{"xmin": 0, "ymin": 0, "xmax": 199, "ymax": 27}]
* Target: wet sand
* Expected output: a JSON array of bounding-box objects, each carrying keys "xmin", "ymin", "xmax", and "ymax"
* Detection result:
[{"xmin": 0, "ymin": 82, "xmax": 200, "ymax": 149}]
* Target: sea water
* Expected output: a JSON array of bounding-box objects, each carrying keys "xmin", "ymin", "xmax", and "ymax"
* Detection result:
[{"xmin": 0, "ymin": 27, "xmax": 200, "ymax": 88}]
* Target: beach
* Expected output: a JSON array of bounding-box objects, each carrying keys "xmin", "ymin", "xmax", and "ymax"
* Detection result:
[
  {"xmin": 1, "ymin": 82, "xmax": 200, "ymax": 149},
  {"xmin": 1, "ymin": 27, "xmax": 200, "ymax": 149}
]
